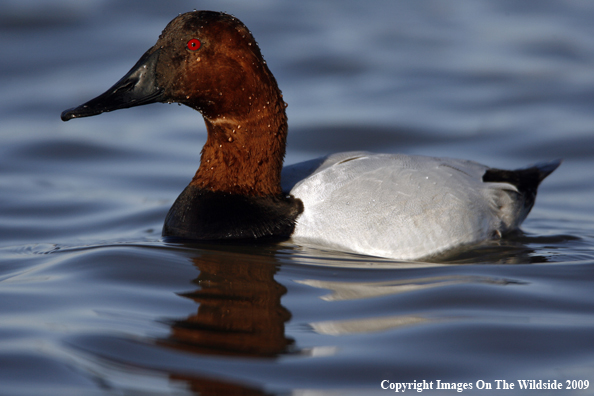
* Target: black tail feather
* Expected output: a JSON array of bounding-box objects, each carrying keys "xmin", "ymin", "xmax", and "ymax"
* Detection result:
[{"xmin": 483, "ymin": 159, "xmax": 562, "ymax": 213}]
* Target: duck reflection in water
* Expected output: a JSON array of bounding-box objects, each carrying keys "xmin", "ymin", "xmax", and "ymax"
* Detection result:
[
  {"xmin": 160, "ymin": 247, "xmax": 294, "ymax": 357},
  {"xmin": 157, "ymin": 247, "xmax": 294, "ymax": 394}
]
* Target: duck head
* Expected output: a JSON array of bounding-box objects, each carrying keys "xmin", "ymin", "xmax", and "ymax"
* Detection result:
[
  {"xmin": 61, "ymin": 11, "xmax": 283, "ymax": 122},
  {"xmin": 62, "ymin": 11, "xmax": 288, "ymax": 197}
]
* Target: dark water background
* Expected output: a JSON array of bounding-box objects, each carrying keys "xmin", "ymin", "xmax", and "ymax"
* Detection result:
[{"xmin": 1, "ymin": 1, "xmax": 594, "ymax": 395}]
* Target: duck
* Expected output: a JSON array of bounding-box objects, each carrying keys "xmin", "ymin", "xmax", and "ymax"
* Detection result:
[{"xmin": 61, "ymin": 11, "xmax": 560, "ymax": 260}]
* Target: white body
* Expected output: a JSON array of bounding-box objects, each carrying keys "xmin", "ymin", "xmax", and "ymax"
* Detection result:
[{"xmin": 281, "ymin": 152, "xmax": 521, "ymax": 260}]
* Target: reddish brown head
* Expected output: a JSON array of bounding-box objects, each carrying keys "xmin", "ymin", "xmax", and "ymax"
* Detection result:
[{"xmin": 62, "ymin": 11, "xmax": 288, "ymax": 197}]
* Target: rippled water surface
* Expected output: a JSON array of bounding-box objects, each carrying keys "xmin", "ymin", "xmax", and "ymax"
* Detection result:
[{"xmin": 1, "ymin": 1, "xmax": 594, "ymax": 395}]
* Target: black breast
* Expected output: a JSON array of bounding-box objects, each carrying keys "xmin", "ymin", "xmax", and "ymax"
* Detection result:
[{"xmin": 162, "ymin": 184, "xmax": 303, "ymax": 240}]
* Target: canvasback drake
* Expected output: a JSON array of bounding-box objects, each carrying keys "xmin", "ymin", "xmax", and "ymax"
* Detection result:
[{"xmin": 61, "ymin": 11, "xmax": 560, "ymax": 260}]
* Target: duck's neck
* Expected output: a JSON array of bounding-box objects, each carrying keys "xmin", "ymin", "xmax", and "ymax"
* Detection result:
[{"xmin": 190, "ymin": 91, "xmax": 288, "ymax": 197}]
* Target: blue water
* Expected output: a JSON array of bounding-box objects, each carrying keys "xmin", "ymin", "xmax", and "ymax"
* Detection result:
[{"xmin": 1, "ymin": 1, "xmax": 594, "ymax": 395}]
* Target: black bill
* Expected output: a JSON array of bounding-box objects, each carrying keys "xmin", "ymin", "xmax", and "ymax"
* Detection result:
[{"xmin": 61, "ymin": 48, "xmax": 164, "ymax": 121}]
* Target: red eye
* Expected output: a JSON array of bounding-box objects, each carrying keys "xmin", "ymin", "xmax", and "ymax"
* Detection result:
[{"xmin": 187, "ymin": 39, "xmax": 201, "ymax": 51}]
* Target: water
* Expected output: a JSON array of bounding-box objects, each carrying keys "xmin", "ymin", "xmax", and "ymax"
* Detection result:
[{"xmin": 1, "ymin": 1, "xmax": 594, "ymax": 395}]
